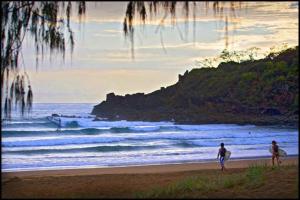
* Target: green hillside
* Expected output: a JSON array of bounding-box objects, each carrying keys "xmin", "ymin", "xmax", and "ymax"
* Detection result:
[{"xmin": 92, "ymin": 46, "xmax": 298, "ymax": 126}]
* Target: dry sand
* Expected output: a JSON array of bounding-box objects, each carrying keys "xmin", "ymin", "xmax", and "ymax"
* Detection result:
[{"xmin": 2, "ymin": 156, "xmax": 298, "ymax": 198}]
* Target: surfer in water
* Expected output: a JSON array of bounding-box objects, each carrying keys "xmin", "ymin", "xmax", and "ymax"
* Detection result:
[
  {"xmin": 57, "ymin": 118, "xmax": 62, "ymax": 132},
  {"xmin": 217, "ymin": 143, "xmax": 227, "ymax": 171},
  {"xmin": 271, "ymin": 140, "xmax": 281, "ymax": 166}
]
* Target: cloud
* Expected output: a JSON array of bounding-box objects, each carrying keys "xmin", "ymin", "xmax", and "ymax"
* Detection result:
[{"xmin": 22, "ymin": 2, "xmax": 298, "ymax": 103}]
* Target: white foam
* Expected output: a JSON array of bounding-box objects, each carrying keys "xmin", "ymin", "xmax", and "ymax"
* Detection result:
[
  {"xmin": 2, "ymin": 103, "xmax": 298, "ymax": 172},
  {"xmin": 2, "ymin": 135, "xmax": 124, "ymax": 147}
]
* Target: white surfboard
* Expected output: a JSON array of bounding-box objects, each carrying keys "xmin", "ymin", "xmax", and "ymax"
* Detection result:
[
  {"xmin": 269, "ymin": 146, "xmax": 287, "ymax": 157},
  {"xmin": 224, "ymin": 151, "xmax": 231, "ymax": 161},
  {"xmin": 47, "ymin": 116, "xmax": 61, "ymax": 126}
]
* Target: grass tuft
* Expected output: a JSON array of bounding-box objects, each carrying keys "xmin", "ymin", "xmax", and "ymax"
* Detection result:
[{"xmin": 244, "ymin": 164, "xmax": 268, "ymax": 188}]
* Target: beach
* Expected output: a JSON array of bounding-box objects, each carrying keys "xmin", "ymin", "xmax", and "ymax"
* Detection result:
[
  {"xmin": 3, "ymin": 105, "xmax": 298, "ymax": 172},
  {"xmin": 2, "ymin": 104, "xmax": 299, "ymax": 198},
  {"xmin": 1, "ymin": 1, "xmax": 298, "ymax": 199},
  {"xmin": 2, "ymin": 156, "xmax": 298, "ymax": 198}
]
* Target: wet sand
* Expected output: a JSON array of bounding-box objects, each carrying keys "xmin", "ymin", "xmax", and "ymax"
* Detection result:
[{"xmin": 2, "ymin": 156, "xmax": 298, "ymax": 198}]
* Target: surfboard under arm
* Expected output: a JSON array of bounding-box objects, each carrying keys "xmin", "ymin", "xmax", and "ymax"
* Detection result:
[{"xmin": 269, "ymin": 146, "xmax": 287, "ymax": 157}]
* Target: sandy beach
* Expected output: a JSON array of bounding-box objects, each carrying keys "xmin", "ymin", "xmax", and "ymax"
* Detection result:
[{"xmin": 2, "ymin": 156, "xmax": 298, "ymax": 198}]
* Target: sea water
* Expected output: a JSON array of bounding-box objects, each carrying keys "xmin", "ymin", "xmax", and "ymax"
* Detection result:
[{"xmin": 1, "ymin": 103, "xmax": 298, "ymax": 172}]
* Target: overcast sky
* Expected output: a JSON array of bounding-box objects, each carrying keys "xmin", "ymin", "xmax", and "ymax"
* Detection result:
[{"xmin": 22, "ymin": 1, "xmax": 298, "ymax": 103}]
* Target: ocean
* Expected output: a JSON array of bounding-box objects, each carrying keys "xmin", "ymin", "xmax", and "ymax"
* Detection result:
[{"xmin": 2, "ymin": 103, "xmax": 298, "ymax": 172}]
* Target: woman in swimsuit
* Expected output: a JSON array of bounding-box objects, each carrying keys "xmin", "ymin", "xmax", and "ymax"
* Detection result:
[{"xmin": 271, "ymin": 140, "xmax": 281, "ymax": 166}]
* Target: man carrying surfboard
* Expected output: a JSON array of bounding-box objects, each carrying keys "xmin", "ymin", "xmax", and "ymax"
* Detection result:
[
  {"xmin": 217, "ymin": 143, "xmax": 227, "ymax": 171},
  {"xmin": 271, "ymin": 140, "xmax": 282, "ymax": 166}
]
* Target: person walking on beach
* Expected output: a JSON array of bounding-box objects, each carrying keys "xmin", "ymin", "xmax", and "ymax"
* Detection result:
[
  {"xmin": 217, "ymin": 143, "xmax": 227, "ymax": 171},
  {"xmin": 271, "ymin": 140, "xmax": 281, "ymax": 166}
]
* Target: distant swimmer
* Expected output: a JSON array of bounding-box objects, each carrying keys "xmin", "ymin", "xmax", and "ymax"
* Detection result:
[{"xmin": 57, "ymin": 118, "xmax": 62, "ymax": 132}]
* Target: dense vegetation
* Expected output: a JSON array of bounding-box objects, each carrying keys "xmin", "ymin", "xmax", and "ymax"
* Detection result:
[{"xmin": 92, "ymin": 46, "xmax": 298, "ymax": 126}]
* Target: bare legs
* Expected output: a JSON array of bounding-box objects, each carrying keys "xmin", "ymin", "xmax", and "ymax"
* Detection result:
[
  {"xmin": 272, "ymin": 154, "xmax": 281, "ymax": 167},
  {"xmin": 220, "ymin": 157, "xmax": 226, "ymax": 171}
]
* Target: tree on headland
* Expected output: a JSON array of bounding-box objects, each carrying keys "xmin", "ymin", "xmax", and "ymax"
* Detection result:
[{"xmin": 195, "ymin": 44, "xmax": 291, "ymax": 69}]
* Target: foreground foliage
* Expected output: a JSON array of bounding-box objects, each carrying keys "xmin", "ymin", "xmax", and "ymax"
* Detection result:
[{"xmin": 135, "ymin": 164, "xmax": 298, "ymax": 198}]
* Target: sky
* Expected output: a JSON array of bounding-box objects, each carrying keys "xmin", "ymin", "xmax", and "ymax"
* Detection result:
[{"xmin": 22, "ymin": 1, "xmax": 298, "ymax": 103}]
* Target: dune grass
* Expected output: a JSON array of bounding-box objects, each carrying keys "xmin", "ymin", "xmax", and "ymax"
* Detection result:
[{"xmin": 135, "ymin": 164, "xmax": 293, "ymax": 198}]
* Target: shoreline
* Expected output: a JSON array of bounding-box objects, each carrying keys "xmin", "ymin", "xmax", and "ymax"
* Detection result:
[
  {"xmin": 2, "ymin": 156, "xmax": 298, "ymax": 198},
  {"xmin": 2, "ymin": 154, "xmax": 299, "ymax": 174},
  {"xmin": 3, "ymin": 156, "xmax": 298, "ymax": 178}
]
